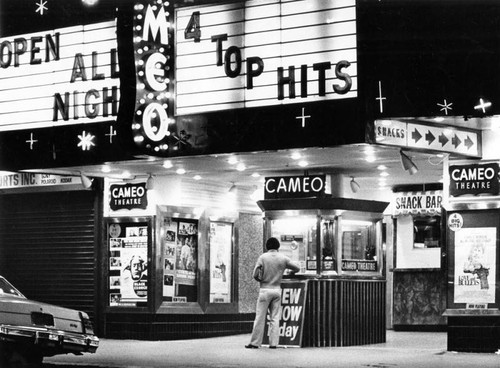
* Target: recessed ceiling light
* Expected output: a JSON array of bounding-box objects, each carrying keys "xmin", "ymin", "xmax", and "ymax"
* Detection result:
[
  {"xmin": 251, "ymin": 172, "xmax": 260, "ymax": 178},
  {"xmin": 298, "ymin": 160, "xmax": 308, "ymax": 167},
  {"xmin": 193, "ymin": 175, "xmax": 202, "ymax": 180},
  {"xmin": 121, "ymin": 170, "xmax": 132, "ymax": 178},
  {"xmin": 176, "ymin": 168, "xmax": 186, "ymax": 175},
  {"xmin": 291, "ymin": 152, "xmax": 302, "ymax": 160},
  {"xmin": 380, "ymin": 171, "xmax": 389, "ymax": 177},
  {"xmin": 236, "ymin": 163, "xmax": 246, "ymax": 171},
  {"xmin": 228, "ymin": 156, "xmax": 238, "ymax": 165},
  {"xmin": 163, "ymin": 160, "xmax": 173, "ymax": 169},
  {"xmin": 101, "ymin": 165, "xmax": 111, "ymax": 173},
  {"xmin": 377, "ymin": 165, "xmax": 387, "ymax": 170},
  {"xmin": 365, "ymin": 156, "xmax": 376, "ymax": 163}
]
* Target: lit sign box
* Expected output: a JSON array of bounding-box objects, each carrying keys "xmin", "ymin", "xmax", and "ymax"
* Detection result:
[
  {"xmin": 0, "ymin": 21, "xmax": 120, "ymax": 132},
  {"xmin": 175, "ymin": 0, "xmax": 357, "ymax": 115},
  {"xmin": 449, "ymin": 162, "xmax": 500, "ymax": 197},
  {"xmin": 264, "ymin": 174, "xmax": 326, "ymax": 200}
]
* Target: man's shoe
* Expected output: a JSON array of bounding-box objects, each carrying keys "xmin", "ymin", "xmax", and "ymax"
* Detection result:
[
  {"xmin": 245, "ymin": 344, "xmax": 259, "ymax": 349},
  {"xmin": 269, "ymin": 346, "xmax": 277, "ymax": 349}
]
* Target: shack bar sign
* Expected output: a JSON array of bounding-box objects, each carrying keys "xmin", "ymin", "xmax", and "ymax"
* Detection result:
[
  {"xmin": 265, "ymin": 175, "xmax": 326, "ymax": 200},
  {"xmin": 449, "ymin": 162, "xmax": 500, "ymax": 197},
  {"xmin": 175, "ymin": 0, "xmax": 357, "ymax": 115},
  {"xmin": 394, "ymin": 191, "xmax": 443, "ymax": 216},
  {"xmin": 110, "ymin": 182, "xmax": 148, "ymax": 211}
]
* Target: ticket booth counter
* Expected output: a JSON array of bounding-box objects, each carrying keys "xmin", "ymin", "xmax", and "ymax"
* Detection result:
[{"xmin": 257, "ymin": 196, "xmax": 389, "ymax": 347}]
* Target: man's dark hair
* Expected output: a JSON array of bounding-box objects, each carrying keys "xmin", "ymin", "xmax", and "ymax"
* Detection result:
[{"xmin": 266, "ymin": 237, "xmax": 280, "ymax": 250}]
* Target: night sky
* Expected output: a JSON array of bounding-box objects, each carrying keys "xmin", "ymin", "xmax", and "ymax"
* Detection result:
[{"xmin": 0, "ymin": 0, "xmax": 122, "ymax": 37}]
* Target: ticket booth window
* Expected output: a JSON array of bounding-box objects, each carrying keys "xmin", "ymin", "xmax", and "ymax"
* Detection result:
[{"xmin": 340, "ymin": 220, "xmax": 378, "ymax": 272}]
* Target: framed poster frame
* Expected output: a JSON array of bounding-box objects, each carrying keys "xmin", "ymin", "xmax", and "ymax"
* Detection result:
[
  {"xmin": 445, "ymin": 209, "xmax": 500, "ymax": 309},
  {"xmin": 105, "ymin": 216, "xmax": 154, "ymax": 311}
]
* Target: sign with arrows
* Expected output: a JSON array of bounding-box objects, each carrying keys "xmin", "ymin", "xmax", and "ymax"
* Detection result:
[{"xmin": 374, "ymin": 120, "xmax": 481, "ymax": 157}]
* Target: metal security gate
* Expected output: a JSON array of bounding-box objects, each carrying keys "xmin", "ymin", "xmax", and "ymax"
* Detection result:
[{"xmin": 0, "ymin": 191, "xmax": 98, "ymax": 322}]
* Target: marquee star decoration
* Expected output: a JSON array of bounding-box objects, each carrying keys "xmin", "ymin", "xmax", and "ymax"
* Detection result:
[
  {"xmin": 437, "ymin": 99, "xmax": 453, "ymax": 115},
  {"xmin": 173, "ymin": 130, "xmax": 192, "ymax": 149},
  {"xmin": 35, "ymin": 0, "xmax": 48, "ymax": 15},
  {"xmin": 77, "ymin": 131, "xmax": 96, "ymax": 151}
]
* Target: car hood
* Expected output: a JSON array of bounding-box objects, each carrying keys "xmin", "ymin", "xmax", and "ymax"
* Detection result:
[{"xmin": 0, "ymin": 295, "xmax": 91, "ymax": 334}]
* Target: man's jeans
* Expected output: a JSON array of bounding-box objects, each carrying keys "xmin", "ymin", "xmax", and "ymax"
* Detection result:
[{"xmin": 249, "ymin": 288, "xmax": 281, "ymax": 347}]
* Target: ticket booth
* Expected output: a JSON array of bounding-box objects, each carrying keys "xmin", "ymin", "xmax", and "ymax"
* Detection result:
[{"xmin": 257, "ymin": 174, "xmax": 389, "ymax": 347}]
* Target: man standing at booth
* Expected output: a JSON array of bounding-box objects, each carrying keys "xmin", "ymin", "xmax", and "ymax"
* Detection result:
[{"xmin": 245, "ymin": 237, "xmax": 300, "ymax": 349}]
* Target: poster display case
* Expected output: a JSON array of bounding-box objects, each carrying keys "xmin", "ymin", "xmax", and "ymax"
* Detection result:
[
  {"xmin": 209, "ymin": 221, "xmax": 233, "ymax": 303},
  {"xmin": 106, "ymin": 217, "xmax": 153, "ymax": 308},
  {"xmin": 443, "ymin": 209, "xmax": 500, "ymax": 353},
  {"xmin": 445, "ymin": 210, "xmax": 499, "ymax": 310},
  {"xmin": 156, "ymin": 205, "xmax": 237, "ymax": 310}
]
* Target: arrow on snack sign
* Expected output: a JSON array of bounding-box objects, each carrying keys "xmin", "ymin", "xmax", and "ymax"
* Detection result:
[
  {"xmin": 411, "ymin": 129, "xmax": 422, "ymax": 143},
  {"xmin": 465, "ymin": 136, "xmax": 474, "ymax": 150},
  {"xmin": 452, "ymin": 134, "xmax": 461, "ymax": 148},
  {"xmin": 425, "ymin": 131, "xmax": 435, "ymax": 145},
  {"xmin": 439, "ymin": 133, "xmax": 449, "ymax": 146}
]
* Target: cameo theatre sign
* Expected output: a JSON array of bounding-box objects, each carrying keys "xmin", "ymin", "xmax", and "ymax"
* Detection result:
[
  {"xmin": 110, "ymin": 183, "xmax": 148, "ymax": 211},
  {"xmin": 449, "ymin": 163, "xmax": 499, "ymax": 197}
]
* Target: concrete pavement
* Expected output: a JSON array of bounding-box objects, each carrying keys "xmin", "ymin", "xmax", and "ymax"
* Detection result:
[{"xmin": 44, "ymin": 331, "xmax": 499, "ymax": 368}]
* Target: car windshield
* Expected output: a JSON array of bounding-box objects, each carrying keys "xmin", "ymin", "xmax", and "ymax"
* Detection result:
[{"xmin": 0, "ymin": 277, "xmax": 24, "ymax": 297}]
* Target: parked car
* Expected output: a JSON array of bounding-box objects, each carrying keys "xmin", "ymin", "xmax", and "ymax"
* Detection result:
[{"xmin": 0, "ymin": 275, "xmax": 98, "ymax": 367}]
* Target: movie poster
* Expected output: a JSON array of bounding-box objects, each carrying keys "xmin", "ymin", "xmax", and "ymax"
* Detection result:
[
  {"xmin": 108, "ymin": 222, "xmax": 149, "ymax": 307},
  {"xmin": 454, "ymin": 227, "xmax": 496, "ymax": 304},
  {"xmin": 162, "ymin": 217, "xmax": 177, "ymax": 299},
  {"xmin": 160, "ymin": 216, "xmax": 199, "ymax": 302},
  {"xmin": 209, "ymin": 222, "xmax": 232, "ymax": 303},
  {"xmin": 176, "ymin": 221, "xmax": 198, "ymax": 286}
]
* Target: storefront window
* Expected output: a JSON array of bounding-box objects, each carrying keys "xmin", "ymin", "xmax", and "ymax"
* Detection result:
[
  {"xmin": 161, "ymin": 217, "xmax": 198, "ymax": 302},
  {"xmin": 341, "ymin": 220, "xmax": 378, "ymax": 272},
  {"xmin": 209, "ymin": 221, "xmax": 233, "ymax": 303}
]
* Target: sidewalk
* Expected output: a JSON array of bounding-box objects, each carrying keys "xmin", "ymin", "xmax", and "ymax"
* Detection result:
[{"xmin": 45, "ymin": 331, "xmax": 499, "ymax": 368}]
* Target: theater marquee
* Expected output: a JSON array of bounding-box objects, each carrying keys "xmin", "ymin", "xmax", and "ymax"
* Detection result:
[
  {"xmin": 0, "ymin": 21, "xmax": 120, "ymax": 131},
  {"xmin": 175, "ymin": 0, "xmax": 357, "ymax": 115}
]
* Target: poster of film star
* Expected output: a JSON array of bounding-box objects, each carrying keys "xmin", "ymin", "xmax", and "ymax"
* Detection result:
[
  {"xmin": 176, "ymin": 220, "xmax": 198, "ymax": 286},
  {"xmin": 454, "ymin": 227, "xmax": 496, "ymax": 304},
  {"xmin": 108, "ymin": 222, "xmax": 149, "ymax": 307},
  {"xmin": 209, "ymin": 222, "xmax": 232, "ymax": 303}
]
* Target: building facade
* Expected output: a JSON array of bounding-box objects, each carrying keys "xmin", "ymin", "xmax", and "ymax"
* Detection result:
[{"xmin": 0, "ymin": 0, "xmax": 499, "ymax": 346}]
